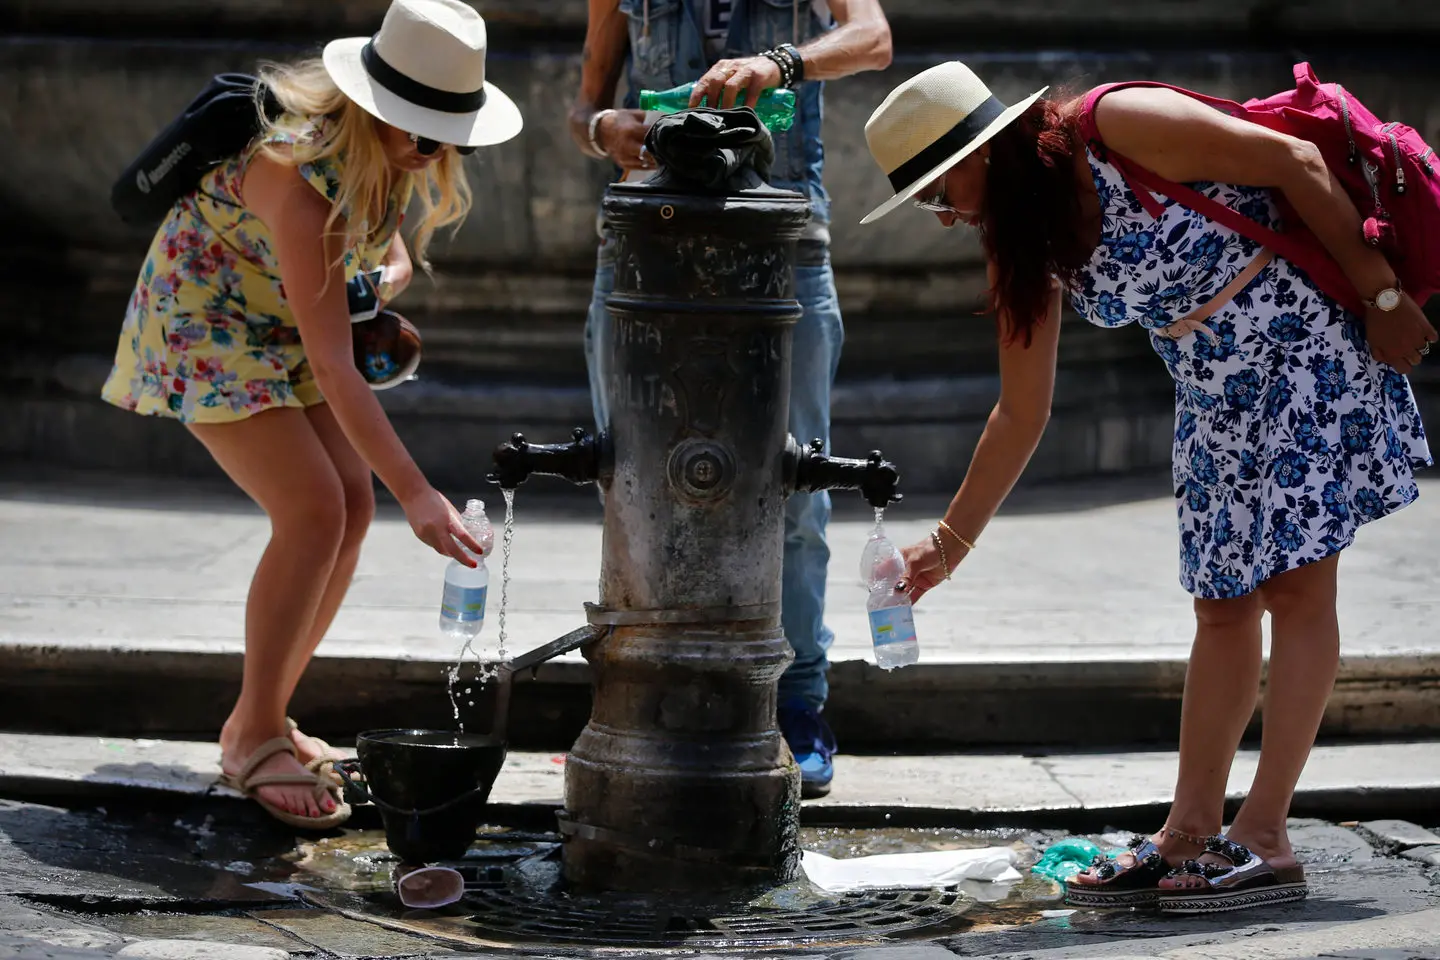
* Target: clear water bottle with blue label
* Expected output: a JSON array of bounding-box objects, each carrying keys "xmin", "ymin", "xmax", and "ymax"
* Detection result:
[
  {"xmin": 439, "ymin": 499, "xmax": 495, "ymax": 641},
  {"xmin": 861, "ymin": 521, "xmax": 920, "ymax": 670}
]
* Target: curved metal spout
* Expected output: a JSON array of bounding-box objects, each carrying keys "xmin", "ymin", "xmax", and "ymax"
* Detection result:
[
  {"xmin": 502, "ymin": 624, "xmax": 606, "ymax": 677},
  {"xmin": 786, "ymin": 437, "xmax": 903, "ymax": 509},
  {"xmin": 488, "ymin": 427, "xmax": 604, "ymax": 490}
]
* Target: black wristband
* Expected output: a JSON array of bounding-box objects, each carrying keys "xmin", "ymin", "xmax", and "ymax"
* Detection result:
[
  {"xmin": 761, "ymin": 49, "xmax": 793, "ymax": 88},
  {"xmin": 778, "ymin": 43, "xmax": 805, "ymax": 84}
]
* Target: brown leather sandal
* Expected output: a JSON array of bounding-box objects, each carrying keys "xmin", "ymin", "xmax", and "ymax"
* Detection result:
[
  {"xmin": 1064, "ymin": 835, "xmax": 1171, "ymax": 908},
  {"xmin": 1157, "ymin": 836, "xmax": 1307, "ymax": 914}
]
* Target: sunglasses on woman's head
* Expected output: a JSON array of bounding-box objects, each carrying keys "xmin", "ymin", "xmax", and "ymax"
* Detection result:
[{"xmin": 408, "ymin": 133, "xmax": 477, "ymax": 157}]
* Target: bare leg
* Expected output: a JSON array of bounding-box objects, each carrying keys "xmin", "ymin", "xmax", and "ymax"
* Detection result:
[
  {"xmin": 190, "ymin": 408, "xmax": 348, "ymax": 817},
  {"xmin": 1224, "ymin": 554, "xmax": 1341, "ymax": 869},
  {"xmin": 1154, "ymin": 589, "xmax": 1267, "ymax": 858},
  {"xmin": 274, "ymin": 404, "xmax": 376, "ymax": 761},
  {"xmin": 1071, "ymin": 588, "xmax": 1264, "ymax": 885}
]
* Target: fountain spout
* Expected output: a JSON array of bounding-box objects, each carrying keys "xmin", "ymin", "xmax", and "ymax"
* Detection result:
[
  {"xmin": 787, "ymin": 437, "xmax": 902, "ymax": 509},
  {"xmin": 488, "ymin": 428, "xmax": 604, "ymax": 490}
]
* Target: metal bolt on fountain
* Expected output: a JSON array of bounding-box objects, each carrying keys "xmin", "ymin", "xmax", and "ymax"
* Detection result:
[{"xmin": 487, "ymin": 108, "xmax": 902, "ymax": 896}]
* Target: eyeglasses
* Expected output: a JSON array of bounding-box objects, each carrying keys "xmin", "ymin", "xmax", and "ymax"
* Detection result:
[{"xmin": 409, "ymin": 133, "xmax": 477, "ymax": 157}]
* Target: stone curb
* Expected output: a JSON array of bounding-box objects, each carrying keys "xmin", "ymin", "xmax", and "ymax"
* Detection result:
[
  {"xmin": 1, "ymin": 734, "xmax": 1438, "ymax": 833},
  {"xmin": 6, "ymin": 777, "xmax": 1440, "ymax": 834},
  {"xmin": 2, "ymin": 644, "xmax": 1437, "ymax": 752}
]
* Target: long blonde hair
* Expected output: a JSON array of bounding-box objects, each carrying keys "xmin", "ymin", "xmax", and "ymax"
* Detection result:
[{"xmin": 252, "ymin": 58, "xmax": 473, "ymax": 275}]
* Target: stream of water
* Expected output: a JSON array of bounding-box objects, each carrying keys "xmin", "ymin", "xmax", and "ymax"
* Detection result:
[{"xmin": 446, "ymin": 489, "xmax": 517, "ymax": 731}]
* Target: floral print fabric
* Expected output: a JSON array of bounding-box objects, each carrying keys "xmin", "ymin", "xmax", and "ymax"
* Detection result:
[
  {"xmin": 101, "ymin": 126, "xmax": 411, "ymax": 423},
  {"xmin": 1067, "ymin": 148, "xmax": 1431, "ymax": 598}
]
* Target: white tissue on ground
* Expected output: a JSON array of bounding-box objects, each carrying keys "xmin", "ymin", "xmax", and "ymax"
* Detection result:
[{"xmin": 800, "ymin": 846, "xmax": 1022, "ymax": 898}]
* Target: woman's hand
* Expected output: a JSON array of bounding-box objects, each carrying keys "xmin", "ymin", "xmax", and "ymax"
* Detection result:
[
  {"xmin": 400, "ymin": 486, "xmax": 485, "ymax": 566},
  {"xmin": 689, "ymin": 56, "xmax": 784, "ymax": 110},
  {"xmin": 900, "ymin": 536, "xmax": 948, "ymax": 604},
  {"xmin": 596, "ymin": 109, "xmax": 654, "ymax": 170},
  {"xmin": 378, "ymin": 259, "xmax": 412, "ymax": 306},
  {"xmin": 1364, "ymin": 293, "xmax": 1437, "ymax": 374},
  {"xmin": 378, "ymin": 233, "xmax": 413, "ymax": 306}
]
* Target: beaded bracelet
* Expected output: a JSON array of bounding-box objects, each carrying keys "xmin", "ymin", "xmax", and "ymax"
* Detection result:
[
  {"xmin": 929, "ymin": 530, "xmax": 952, "ymax": 581},
  {"xmin": 937, "ymin": 519, "xmax": 977, "ymax": 553}
]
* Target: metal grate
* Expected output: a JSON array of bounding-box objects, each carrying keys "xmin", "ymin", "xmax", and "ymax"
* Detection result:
[{"xmin": 446, "ymin": 864, "xmax": 975, "ymax": 948}]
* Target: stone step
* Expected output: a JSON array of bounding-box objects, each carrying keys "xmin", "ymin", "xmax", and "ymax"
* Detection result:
[
  {"xmin": 9, "ymin": 44, "xmax": 1440, "ymax": 290},
  {"xmin": 4, "ymin": 352, "xmax": 1195, "ymax": 493},
  {"xmin": 3, "ymin": 643, "xmax": 1436, "ymax": 754},
  {"xmin": 1, "ymin": 732, "xmax": 1437, "ymax": 829},
  {"xmin": 8, "ymin": 357, "xmax": 1439, "ymax": 493},
  {"xmin": 12, "ymin": 0, "xmax": 1440, "ymax": 42}
]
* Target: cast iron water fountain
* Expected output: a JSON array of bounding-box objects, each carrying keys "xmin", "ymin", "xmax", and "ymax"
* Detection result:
[
  {"xmin": 489, "ymin": 108, "xmax": 901, "ymax": 896},
  {"xmin": 330, "ymin": 110, "xmax": 996, "ymax": 948}
]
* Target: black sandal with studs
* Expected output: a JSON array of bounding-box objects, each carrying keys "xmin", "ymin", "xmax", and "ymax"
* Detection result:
[
  {"xmin": 1158, "ymin": 836, "xmax": 1308, "ymax": 914},
  {"xmin": 1063, "ymin": 834, "xmax": 1172, "ymax": 908}
]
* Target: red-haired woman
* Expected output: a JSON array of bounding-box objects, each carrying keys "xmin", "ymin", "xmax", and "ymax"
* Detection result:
[{"xmin": 859, "ymin": 62, "xmax": 1434, "ymax": 913}]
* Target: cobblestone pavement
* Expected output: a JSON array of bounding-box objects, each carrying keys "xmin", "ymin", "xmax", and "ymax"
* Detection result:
[{"xmin": 0, "ymin": 795, "xmax": 1435, "ymax": 960}]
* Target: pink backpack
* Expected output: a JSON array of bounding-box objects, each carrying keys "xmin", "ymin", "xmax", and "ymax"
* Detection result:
[{"xmin": 1078, "ymin": 63, "xmax": 1440, "ymax": 314}]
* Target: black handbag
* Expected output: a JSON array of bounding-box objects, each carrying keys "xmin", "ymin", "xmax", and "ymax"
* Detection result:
[{"xmin": 111, "ymin": 73, "xmax": 282, "ymax": 228}]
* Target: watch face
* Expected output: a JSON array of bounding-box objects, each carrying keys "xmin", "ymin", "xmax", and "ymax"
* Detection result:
[{"xmin": 1377, "ymin": 288, "xmax": 1402, "ymax": 311}]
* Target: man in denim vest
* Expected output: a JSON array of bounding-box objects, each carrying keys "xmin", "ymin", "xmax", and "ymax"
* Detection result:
[{"xmin": 569, "ymin": 0, "xmax": 892, "ymax": 798}]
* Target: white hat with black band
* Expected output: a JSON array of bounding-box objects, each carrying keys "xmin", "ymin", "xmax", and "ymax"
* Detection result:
[
  {"xmin": 323, "ymin": 0, "xmax": 523, "ymax": 150},
  {"xmin": 861, "ymin": 62, "xmax": 1046, "ymax": 225}
]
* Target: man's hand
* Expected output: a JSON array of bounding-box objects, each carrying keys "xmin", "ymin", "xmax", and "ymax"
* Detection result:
[
  {"xmin": 1365, "ymin": 293, "xmax": 1438, "ymax": 374},
  {"xmin": 689, "ymin": 56, "xmax": 784, "ymax": 110},
  {"xmin": 595, "ymin": 108, "xmax": 655, "ymax": 170}
]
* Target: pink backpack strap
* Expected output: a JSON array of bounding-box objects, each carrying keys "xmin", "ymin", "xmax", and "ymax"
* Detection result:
[
  {"xmin": 1080, "ymin": 81, "xmax": 1246, "ymax": 218},
  {"xmin": 1079, "ymin": 79, "xmax": 1364, "ymax": 314}
]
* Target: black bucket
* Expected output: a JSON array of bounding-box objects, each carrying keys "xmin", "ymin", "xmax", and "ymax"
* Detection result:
[{"xmin": 335, "ymin": 729, "xmax": 506, "ymax": 864}]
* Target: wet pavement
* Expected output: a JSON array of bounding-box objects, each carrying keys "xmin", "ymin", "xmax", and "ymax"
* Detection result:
[{"xmin": 0, "ymin": 795, "xmax": 1436, "ymax": 959}]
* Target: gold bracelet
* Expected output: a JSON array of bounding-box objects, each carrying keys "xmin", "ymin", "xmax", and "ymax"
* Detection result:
[
  {"xmin": 937, "ymin": 519, "xmax": 976, "ymax": 552},
  {"xmin": 929, "ymin": 530, "xmax": 952, "ymax": 580}
]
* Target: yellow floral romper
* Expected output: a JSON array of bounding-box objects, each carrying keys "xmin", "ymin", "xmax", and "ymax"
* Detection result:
[{"xmin": 101, "ymin": 125, "xmax": 413, "ymax": 423}]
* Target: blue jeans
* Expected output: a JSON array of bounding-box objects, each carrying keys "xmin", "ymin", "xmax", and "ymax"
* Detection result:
[{"xmin": 584, "ymin": 234, "xmax": 843, "ymax": 711}]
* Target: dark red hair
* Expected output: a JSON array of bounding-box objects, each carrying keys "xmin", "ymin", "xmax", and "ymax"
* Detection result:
[{"xmin": 977, "ymin": 95, "xmax": 1091, "ymax": 346}]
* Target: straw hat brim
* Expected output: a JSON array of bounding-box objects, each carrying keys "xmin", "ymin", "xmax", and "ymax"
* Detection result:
[
  {"xmin": 860, "ymin": 86, "xmax": 1048, "ymax": 225},
  {"xmin": 323, "ymin": 37, "xmax": 523, "ymax": 149}
]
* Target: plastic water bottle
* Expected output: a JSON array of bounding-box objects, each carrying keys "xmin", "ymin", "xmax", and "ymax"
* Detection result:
[
  {"xmin": 861, "ymin": 524, "xmax": 920, "ymax": 670},
  {"xmin": 638, "ymin": 82, "xmax": 797, "ymax": 132},
  {"xmin": 439, "ymin": 499, "xmax": 495, "ymax": 640}
]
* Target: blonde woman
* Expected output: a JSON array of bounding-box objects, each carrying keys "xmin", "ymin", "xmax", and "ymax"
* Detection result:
[{"xmin": 101, "ymin": 0, "xmax": 523, "ymax": 828}]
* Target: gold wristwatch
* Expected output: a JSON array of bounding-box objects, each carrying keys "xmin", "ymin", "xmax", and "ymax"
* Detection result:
[{"xmin": 1363, "ymin": 283, "xmax": 1403, "ymax": 312}]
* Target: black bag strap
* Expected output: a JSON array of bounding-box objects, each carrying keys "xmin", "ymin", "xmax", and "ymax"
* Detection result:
[{"xmin": 111, "ymin": 73, "xmax": 282, "ymax": 229}]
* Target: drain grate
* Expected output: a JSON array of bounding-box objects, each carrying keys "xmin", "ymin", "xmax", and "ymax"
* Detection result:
[{"xmin": 449, "ymin": 865, "xmax": 975, "ymax": 947}]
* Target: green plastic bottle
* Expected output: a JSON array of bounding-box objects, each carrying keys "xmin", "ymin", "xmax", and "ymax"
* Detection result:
[{"xmin": 638, "ymin": 82, "xmax": 796, "ymax": 133}]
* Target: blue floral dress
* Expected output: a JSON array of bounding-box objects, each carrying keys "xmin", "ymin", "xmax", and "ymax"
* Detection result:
[{"xmin": 1067, "ymin": 148, "xmax": 1431, "ymax": 599}]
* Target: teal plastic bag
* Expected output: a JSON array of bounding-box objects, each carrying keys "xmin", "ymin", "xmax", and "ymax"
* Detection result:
[{"xmin": 1031, "ymin": 838, "xmax": 1125, "ymax": 883}]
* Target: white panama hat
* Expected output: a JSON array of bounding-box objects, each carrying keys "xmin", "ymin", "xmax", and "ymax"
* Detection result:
[
  {"xmin": 323, "ymin": 0, "xmax": 523, "ymax": 149},
  {"xmin": 860, "ymin": 62, "xmax": 1047, "ymax": 225}
]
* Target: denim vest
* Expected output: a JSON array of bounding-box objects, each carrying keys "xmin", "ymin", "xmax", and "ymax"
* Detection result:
[{"xmin": 616, "ymin": 0, "xmax": 834, "ymax": 237}]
